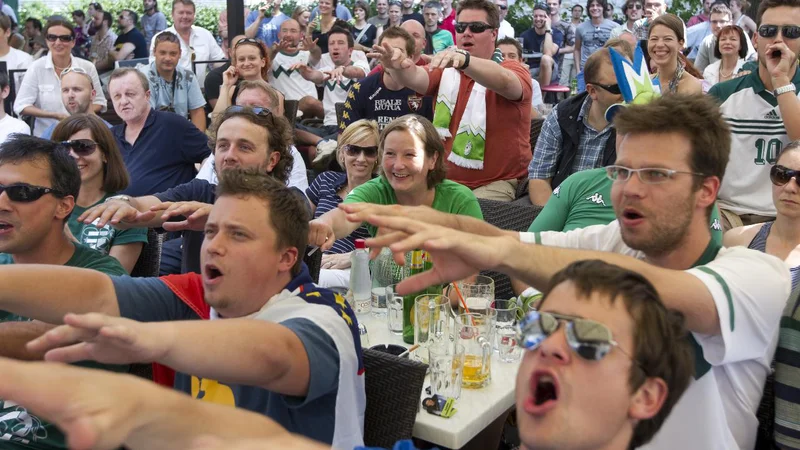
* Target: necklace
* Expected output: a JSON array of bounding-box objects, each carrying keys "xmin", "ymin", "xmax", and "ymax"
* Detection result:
[{"xmin": 667, "ymin": 61, "xmax": 684, "ymax": 94}]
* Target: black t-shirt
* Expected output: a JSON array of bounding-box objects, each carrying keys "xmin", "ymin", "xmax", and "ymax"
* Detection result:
[
  {"xmin": 115, "ymin": 28, "xmax": 149, "ymax": 59},
  {"xmin": 352, "ymin": 24, "xmax": 377, "ymax": 48},
  {"xmin": 519, "ymin": 28, "xmax": 564, "ymax": 68},
  {"xmin": 402, "ymin": 12, "xmax": 424, "ymax": 25},
  {"xmin": 204, "ymin": 62, "xmax": 231, "ymax": 104},
  {"xmin": 312, "ymin": 29, "xmax": 331, "ymax": 54},
  {"xmin": 341, "ymin": 71, "xmax": 433, "ymax": 132}
]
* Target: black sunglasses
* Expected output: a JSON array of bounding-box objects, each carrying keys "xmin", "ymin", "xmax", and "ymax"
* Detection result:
[
  {"xmin": 60, "ymin": 139, "xmax": 99, "ymax": 157},
  {"xmin": 227, "ymin": 105, "xmax": 273, "ymax": 117},
  {"xmin": 0, "ymin": 183, "xmax": 65, "ymax": 203},
  {"xmin": 758, "ymin": 24, "xmax": 800, "ymax": 39},
  {"xmin": 770, "ymin": 164, "xmax": 800, "ymax": 186},
  {"xmin": 342, "ymin": 144, "xmax": 379, "ymax": 158},
  {"xmin": 587, "ymin": 81, "xmax": 621, "ymax": 95},
  {"xmin": 46, "ymin": 34, "xmax": 74, "ymax": 43},
  {"xmin": 455, "ymin": 21, "xmax": 495, "ymax": 34}
]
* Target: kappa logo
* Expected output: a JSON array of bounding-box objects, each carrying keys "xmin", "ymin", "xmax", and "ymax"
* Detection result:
[
  {"xmin": 711, "ymin": 218, "xmax": 722, "ymax": 231},
  {"xmin": 586, "ymin": 193, "xmax": 606, "ymax": 206},
  {"xmin": 0, "ymin": 400, "xmax": 48, "ymax": 444},
  {"xmin": 553, "ymin": 186, "xmax": 561, "ymax": 197},
  {"xmin": 764, "ymin": 109, "xmax": 780, "ymax": 120}
]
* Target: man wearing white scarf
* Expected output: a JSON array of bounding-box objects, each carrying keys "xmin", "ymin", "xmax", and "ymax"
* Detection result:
[{"xmin": 369, "ymin": 0, "xmax": 533, "ymax": 202}]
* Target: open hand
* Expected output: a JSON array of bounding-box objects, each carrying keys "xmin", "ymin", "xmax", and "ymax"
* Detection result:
[
  {"xmin": 367, "ymin": 41, "xmax": 415, "ymax": 71},
  {"xmin": 149, "ymin": 201, "xmax": 213, "ymax": 232},
  {"xmin": 78, "ymin": 201, "xmax": 155, "ymax": 228},
  {"xmin": 429, "ymin": 48, "xmax": 469, "ymax": 70}
]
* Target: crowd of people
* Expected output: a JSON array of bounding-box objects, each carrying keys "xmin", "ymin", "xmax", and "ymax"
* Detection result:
[{"xmin": 0, "ymin": 0, "xmax": 798, "ymax": 448}]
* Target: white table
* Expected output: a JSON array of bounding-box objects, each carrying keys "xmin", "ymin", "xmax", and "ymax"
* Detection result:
[{"xmin": 358, "ymin": 312, "xmax": 520, "ymax": 449}]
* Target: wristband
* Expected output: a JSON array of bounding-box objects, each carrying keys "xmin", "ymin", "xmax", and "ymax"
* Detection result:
[{"xmin": 455, "ymin": 49, "xmax": 470, "ymax": 70}]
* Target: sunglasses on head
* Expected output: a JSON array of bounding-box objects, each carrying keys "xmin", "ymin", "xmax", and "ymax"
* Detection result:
[
  {"xmin": 46, "ymin": 34, "xmax": 74, "ymax": 43},
  {"xmin": 227, "ymin": 105, "xmax": 274, "ymax": 119},
  {"xmin": 770, "ymin": 164, "xmax": 800, "ymax": 186},
  {"xmin": 342, "ymin": 144, "xmax": 378, "ymax": 158},
  {"xmin": 758, "ymin": 24, "xmax": 800, "ymax": 39},
  {"xmin": 519, "ymin": 310, "xmax": 642, "ymax": 366},
  {"xmin": 0, "ymin": 183, "xmax": 65, "ymax": 203},
  {"xmin": 455, "ymin": 21, "xmax": 495, "ymax": 34},
  {"xmin": 60, "ymin": 139, "xmax": 99, "ymax": 157},
  {"xmin": 587, "ymin": 81, "xmax": 621, "ymax": 95}
]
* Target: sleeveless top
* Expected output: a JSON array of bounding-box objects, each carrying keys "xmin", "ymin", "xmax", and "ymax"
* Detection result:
[{"xmin": 747, "ymin": 221, "xmax": 800, "ymax": 292}]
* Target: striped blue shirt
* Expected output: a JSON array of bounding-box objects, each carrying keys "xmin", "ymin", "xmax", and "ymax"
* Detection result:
[{"xmin": 307, "ymin": 171, "xmax": 371, "ymax": 255}]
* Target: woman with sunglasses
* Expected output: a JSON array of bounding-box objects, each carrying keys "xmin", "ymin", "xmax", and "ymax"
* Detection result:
[
  {"xmin": 51, "ymin": 114, "xmax": 148, "ymax": 273},
  {"xmin": 647, "ymin": 14, "xmax": 703, "ymax": 95},
  {"xmin": 308, "ymin": 115, "xmax": 483, "ymax": 254},
  {"xmin": 211, "ymin": 38, "xmax": 284, "ymax": 117},
  {"xmin": 307, "ymin": 120, "xmax": 379, "ymax": 288},
  {"xmin": 703, "ymin": 25, "xmax": 747, "ymax": 87},
  {"xmin": 14, "ymin": 19, "xmax": 106, "ymax": 137}
]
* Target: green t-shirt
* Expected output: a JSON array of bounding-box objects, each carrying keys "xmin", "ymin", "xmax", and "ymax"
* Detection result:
[
  {"xmin": 528, "ymin": 168, "xmax": 724, "ymax": 245},
  {"xmin": 344, "ymin": 176, "xmax": 484, "ymax": 236},
  {"xmin": 0, "ymin": 244, "xmax": 127, "ymax": 449},
  {"xmin": 68, "ymin": 194, "xmax": 149, "ymax": 256}
]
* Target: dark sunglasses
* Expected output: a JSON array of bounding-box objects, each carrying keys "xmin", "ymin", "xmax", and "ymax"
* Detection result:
[
  {"xmin": 60, "ymin": 139, "xmax": 99, "ymax": 157},
  {"xmin": 342, "ymin": 144, "xmax": 378, "ymax": 158},
  {"xmin": 226, "ymin": 105, "xmax": 274, "ymax": 119},
  {"xmin": 455, "ymin": 21, "xmax": 495, "ymax": 34},
  {"xmin": 46, "ymin": 34, "xmax": 74, "ymax": 43},
  {"xmin": 770, "ymin": 164, "xmax": 800, "ymax": 186},
  {"xmin": 0, "ymin": 183, "xmax": 65, "ymax": 202},
  {"xmin": 519, "ymin": 310, "xmax": 642, "ymax": 367},
  {"xmin": 627, "ymin": 3, "xmax": 643, "ymax": 9},
  {"xmin": 758, "ymin": 24, "xmax": 800, "ymax": 39},
  {"xmin": 588, "ymin": 81, "xmax": 621, "ymax": 95}
]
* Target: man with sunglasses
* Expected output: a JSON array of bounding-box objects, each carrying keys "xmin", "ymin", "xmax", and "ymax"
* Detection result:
[
  {"xmin": 110, "ymin": 9, "xmax": 149, "ymax": 63},
  {"xmin": 0, "ymin": 134, "xmax": 127, "ymax": 449},
  {"xmin": 0, "ymin": 169, "xmax": 366, "ymax": 450},
  {"xmin": 495, "ymin": 0, "xmax": 514, "ymax": 39},
  {"xmin": 520, "ymin": 4, "xmax": 564, "ymax": 86},
  {"xmin": 610, "ymin": 0, "xmax": 642, "ymax": 38},
  {"xmin": 342, "ymin": 94, "xmax": 791, "ymax": 449},
  {"xmin": 528, "ymin": 45, "xmax": 626, "ymax": 206},
  {"xmin": 368, "ymin": 0, "xmax": 533, "ymax": 202},
  {"xmin": 708, "ymin": 0, "xmax": 800, "ymax": 231}
]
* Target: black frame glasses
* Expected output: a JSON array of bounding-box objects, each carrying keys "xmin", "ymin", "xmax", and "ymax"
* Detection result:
[
  {"xmin": 587, "ymin": 81, "xmax": 621, "ymax": 95},
  {"xmin": 770, "ymin": 164, "xmax": 800, "ymax": 186},
  {"xmin": 0, "ymin": 183, "xmax": 65, "ymax": 203},
  {"xmin": 758, "ymin": 25, "xmax": 800, "ymax": 39},
  {"xmin": 60, "ymin": 139, "xmax": 99, "ymax": 157},
  {"xmin": 46, "ymin": 33, "xmax": 75, "ymax": 43},
  {"xmin": 454, "ymin": 21, "xmax": 495, "ymax": 34},
  {"xmin": 342, "ymin": 144, "xmax": 379, "ymax": 158}
]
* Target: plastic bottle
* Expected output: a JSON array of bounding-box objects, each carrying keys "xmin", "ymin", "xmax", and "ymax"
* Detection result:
[
  {"xmin": 570, "ymin": 78, "xmax": 578, "ymax": 96},
  {"xmin": 350, "ymin": 239, "xmax": 372, "ymax": 315}
]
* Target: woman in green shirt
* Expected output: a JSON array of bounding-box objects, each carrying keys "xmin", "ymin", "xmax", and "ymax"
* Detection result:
[
  {"xmin": 309, "ymin": 114, "xmax": 482, "ymax": 249},
  {"xmin": 52, "ymin": 114, "xmax": 148, "ymax": 273}
]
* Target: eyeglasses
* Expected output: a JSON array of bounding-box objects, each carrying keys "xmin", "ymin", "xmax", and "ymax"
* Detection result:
[
  {"xmin": 627, "ymin": 3, "xmax": 643, "ymax": 9},
  {"xmin": 46, "ymin": 34, "xmax": 74, "ymax": 43},
  {"xmin": 0, "ymin": 183, "xmax": 65, "ymax": 203},
  {"xmin": 342, "ymin": 144, "xmax": 378, "ymax": 158},
  {"xmin": 519, "ymin": 310, "xmax": 643, "ymax": 369},
  {"xmin": 605, "ymin": 165, "xmax": 706, "ymax": 184},
  {"xmin": 60, "ymin": 67, "xmax": 89, "ymax": 76},
  {"xmin": 770, "ymin": 164, "xmax": 800, "ymax": 186},
  {"xmin": 60, "ymin": 139, "xmax": 99, "ymax": 157},
  {"xmin": 758, "ymin": 24, "xmax": 800, "ymax": 39},
  {"xmin": 454, "ymin": 21, "xmax": 495, "ymax": 33},
  {"xmin": 587, "ymin": 81, "xmax": 621, "ymax": 95}
]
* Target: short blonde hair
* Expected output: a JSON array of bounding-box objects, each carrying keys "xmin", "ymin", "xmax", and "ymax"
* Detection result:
[{"xmin": 337, "ymin": 119, "xmax": 381, "ymax": 174}]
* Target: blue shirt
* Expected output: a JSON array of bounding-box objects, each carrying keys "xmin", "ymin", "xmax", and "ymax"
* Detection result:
[
  {"xmin": 528, "ymin": 96, "xmax": 615, "ymax": 180},
  {"xmin": 520, "ymin": 27, "xmax": 564, "ymax": 68},
  {"xmin": 41, "ymin": 116, "xmax": 113, "ymax": 140},
  {"xmin": 245, "ymin": 11, "xmax": 290, "ymax": 47},
  {"xmin": 112, "ymin": 108, "xmax": 210, "ymax": 197},
  {"xmin": 112, "ymin": 264, "xmax": 356, "ymax": 446},
  {"xmin": 144, "ymin": 62, "xmax": 206, "ymax": 119},
  {"xmin": 341, "ymin": 71, "xmax": 433, "ymax": 132}
]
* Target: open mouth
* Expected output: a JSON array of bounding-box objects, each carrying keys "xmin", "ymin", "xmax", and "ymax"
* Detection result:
[
  {"xmin": 525, "ymin": 370, "xmax": 560, "ymax": 415},
  {"xmin": 461, "ymin": 42, "xmax": 474, "ymax": 50},
  {"xmin": 622, "ymin": 208, "xmax": 644, "ymax": 221},
  {"xmin": 392, "ymin": 172, "xmax": 409, "ymax": 179},
  {"xmin": 0, "ymin": 221, "xmax": 14, "ymax": 233},
  {"xmin": 204, "ymin": 264, "xmax": 224, "ymax": 283}
]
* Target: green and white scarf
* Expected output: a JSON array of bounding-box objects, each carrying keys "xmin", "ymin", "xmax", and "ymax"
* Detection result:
[{"xmin": 432, "ymin": 49, "xmax": 503, "ymax": 170}]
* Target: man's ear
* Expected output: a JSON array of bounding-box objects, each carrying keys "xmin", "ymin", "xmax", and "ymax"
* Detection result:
[
  {"xmin": 629, "ymin": 376, "xmax": 668, "ymax": 421},
  {"xmin": 0, "ymin": 85, "xmax": 9, "ymax": 101},
  {"xmin": 55, "ymin": 196, "xmax": 76, "ymax": 222},
  {"xmin": 279, "ymin": 246, "xmax": 299, "ymax": 273}
]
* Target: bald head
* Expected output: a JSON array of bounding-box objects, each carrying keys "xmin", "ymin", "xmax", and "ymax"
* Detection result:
[
  {"xmin": 278, "ymin": 19, "xmax": 303, "ymax": 48},
  {"xmin": 61, "ymin": 71, "xmax": 96, "ymax": 115},
  {"xmin": 401, "ymin": 19, "xmax": 425, "ymax": 60}
]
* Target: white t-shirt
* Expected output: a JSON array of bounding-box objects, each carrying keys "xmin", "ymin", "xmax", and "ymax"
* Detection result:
[
  {"xmin": 195, "ymin": 145, "xmax": 310, "ymax": 194},
  {"xmin": 317, "ymin": 56, "xmax": 370, "ymax": 127},
  {"xmin": 499, "ymin": 20, "xmax": 515, "ymax": 39},
  {"xmin": 149, "ymin": 26, "xmax": 225, "ymax": 86},
  {"xmin": 0, "ymin": 47, "xmax": 33, "ymax": 71},
  {"xmin": 531, "ymin": 78, "xmax": 543, "ymax": 107},
  {"xmin": 520, "ymin": 221, "xmax": 790, "ymax": 450},
  {"xmin": 0, "ymin": 114, "xmax": 31, "ymax": 144},
  {"xmin": 269, "ymin": 51, "xmax": 318, "ymax": 101}
]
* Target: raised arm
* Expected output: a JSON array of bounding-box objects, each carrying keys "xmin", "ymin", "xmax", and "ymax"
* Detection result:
[
  {"xmin": 77, "ymin": 195, "xmax": 164, "ymax": 229},
  {"xmin": 308, "ymin": 207, "xmax": 362, "ymax": 250},
  {"xmin": 769, "ymin": 42, "xmax": 800, "ymax": 140},
  {"xmin": 368, "ymin": 41, "xmax": 431, "ymax": 94}
]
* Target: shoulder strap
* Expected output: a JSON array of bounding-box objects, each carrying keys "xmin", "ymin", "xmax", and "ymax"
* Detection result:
[{"xmin": 355, "ymin": 24, "xmax": 371, "ymax": 43}]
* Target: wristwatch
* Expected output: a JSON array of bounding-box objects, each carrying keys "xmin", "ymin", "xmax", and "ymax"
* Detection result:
[
  {"xmin": 774, "ymin": 84, "xmax": 797, "ymax": 97},
  {"xmin": 545, "ymin": 29, "xmax": 552, "ymax": 33},
  {"xmin": 454, "ymin": 49, "xmax": 470, "ymax": 70},
  {"xmin": 105, "ymin": 195, "xmax": 132, "ymax": 203}
]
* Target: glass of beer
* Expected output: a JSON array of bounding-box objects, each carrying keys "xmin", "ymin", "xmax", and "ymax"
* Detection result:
[
  {"xmin": 450, "ymin": 275, "xmax": 494, "ymax": 315},
  {"xmin": 414, "ymin": 294, "xmax": 451, "ymax": 363},
  {"xmin": 456, "ymin": 312, "xmax": 494, "ymax": 389}
]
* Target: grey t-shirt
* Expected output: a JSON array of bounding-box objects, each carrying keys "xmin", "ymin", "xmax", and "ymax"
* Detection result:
[
  {"xmin": 112, "ymin": 276, "xmax": 342, "ymax": 445},
  {"xmin": 575, "ymin": 19, "xmax": 618, "ymax": 69},
  {"xmin": 141, "ymin": 11, "xmax": 167, "ymax": 46}
]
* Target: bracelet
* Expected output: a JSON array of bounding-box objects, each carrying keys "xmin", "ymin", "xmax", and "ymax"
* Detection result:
[{"xmin": 455, "ymin": 49, "xmax": 470, "ymax": 71}]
